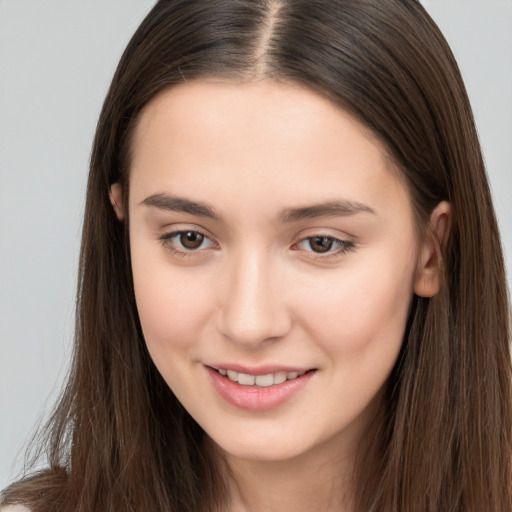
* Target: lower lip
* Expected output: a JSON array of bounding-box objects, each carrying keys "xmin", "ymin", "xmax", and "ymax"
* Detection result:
[{"xmin": 206, "ymin": 367, "xmax": 315, "ymax": 412}]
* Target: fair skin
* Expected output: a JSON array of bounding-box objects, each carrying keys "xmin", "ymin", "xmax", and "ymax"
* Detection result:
[{"xmin": 111, "ymin": 80, "xmax": 450, "ymax": 512}]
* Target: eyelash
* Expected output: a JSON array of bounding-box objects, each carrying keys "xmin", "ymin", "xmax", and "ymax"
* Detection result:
[
  {"xmin": 159, "ymin": 230, "xmax": 355, "ymax": 259},
  {"xmin": 159, "ymin": 230, "xmax": 216, "ymax": 256},
  {"xmin": 293, "ymin": 235, "xmax": 355, "ymax": 258}
]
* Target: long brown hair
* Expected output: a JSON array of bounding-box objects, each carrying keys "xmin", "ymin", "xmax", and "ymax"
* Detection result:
[{"xmin": 2, "ymin": 1, "xmax": 511, "ymax": 510}]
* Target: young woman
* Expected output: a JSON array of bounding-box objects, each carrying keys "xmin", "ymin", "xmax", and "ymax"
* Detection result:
[{"xmin": 2, "ymin": 0, "xmax": 511, "ymax": 511}]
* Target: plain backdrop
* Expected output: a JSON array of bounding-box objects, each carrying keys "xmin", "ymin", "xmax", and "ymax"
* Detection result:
[{"xmin": 1, "ymin": 0, "xmax": 511, "ymax": 488}]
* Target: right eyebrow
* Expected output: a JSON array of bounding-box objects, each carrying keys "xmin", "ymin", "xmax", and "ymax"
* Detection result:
[{"xmin": 140, "ymin": 193, "xmax": 222, "ymax": 221}]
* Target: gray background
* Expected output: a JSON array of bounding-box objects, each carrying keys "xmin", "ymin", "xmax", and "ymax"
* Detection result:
[{"xmin": 1, "ymin": 0, "xmax": 511, "ymax": 488}]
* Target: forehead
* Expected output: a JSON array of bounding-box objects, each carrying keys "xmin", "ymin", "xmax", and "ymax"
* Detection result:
[
  {"xmin": 128, "ymin": 79, "xmax": 412, "ymax": 224},
  {"xmin": 132, "ymin": 79, "xmax": 384, "ymax": 159}
]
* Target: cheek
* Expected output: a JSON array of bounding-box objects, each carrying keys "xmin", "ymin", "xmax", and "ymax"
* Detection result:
[
  {"xmin": 130, "ymin": 247, "xmax": 214, "ymax": 361},
  {"xmin": 293, "ymin": 252, "xmax": 416, "ymax": 426},
  {"xmin": 299, "ymin": 249, "xmax": 416, "ymax": 361}
]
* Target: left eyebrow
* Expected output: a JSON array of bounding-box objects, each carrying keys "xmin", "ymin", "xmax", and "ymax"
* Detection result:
[{"xmin": 280, "ymin": 200, "xmax": 376, "ymax": 223}]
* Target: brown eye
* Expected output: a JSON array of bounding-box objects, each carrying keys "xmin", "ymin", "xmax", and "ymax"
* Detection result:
[
  {"xmin": 160, "ymin": 229, "xmax": 215, "ymax": 255},
  {"xmin": 180, "ymin": 231, "xmax": 205, "ymax": 249},
  {"xmin": 308, "ymin": 236, "xmax": 334, "ymax": 253},
  {"xmin": 294, "ymin": 235, "xmax": 354, "ymax": 258}
]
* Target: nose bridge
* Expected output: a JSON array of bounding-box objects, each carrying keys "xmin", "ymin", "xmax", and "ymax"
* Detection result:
[{"xmin": 219, "ymin": 245, "xmax": 291, "ymax": 346}]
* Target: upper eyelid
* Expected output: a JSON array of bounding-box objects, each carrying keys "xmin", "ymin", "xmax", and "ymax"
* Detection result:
[
  {"xmin": 160, "ymin": 228, "xmax": 208, "ymax": 238},
  {"xmin": 159, "ymin": 225, "xmax": 216, "ymax": 240},
  {"xmin": 293, "ymin": 230, "xmax": 354, "ymax": 245},
  {"xmin": 294, "ymin": 235, "xmax": 354, "ymax": 249},
  {"xmin": 297, "ymin": 234, "xmax": 346, "ymax": 244},
  {"xmin": 160, "ymin": 229, "xmax": 215, "ymax": 244}
]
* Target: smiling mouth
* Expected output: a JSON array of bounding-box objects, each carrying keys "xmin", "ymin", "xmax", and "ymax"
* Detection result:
[
  {"xmin": 215, "ymin": 368, "xmax": 310, "ymax": 387},
  {"xmin": 207, "ymin": 366, "xmax": 316, "ymax": 411}
]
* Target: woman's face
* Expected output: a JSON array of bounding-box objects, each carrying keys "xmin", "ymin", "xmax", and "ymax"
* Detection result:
[{"xmin": 124, "ymin": 80, "xmax": 425, "ymax": 463}]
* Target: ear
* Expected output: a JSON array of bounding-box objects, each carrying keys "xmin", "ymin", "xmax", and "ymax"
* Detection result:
[
  {"xmin": 109, "ymin": 182, "xmax": 126, "ymax": 221},
  {"xmin": 414, "ymin": 201, "xmax": 452, "ymax": 297}
]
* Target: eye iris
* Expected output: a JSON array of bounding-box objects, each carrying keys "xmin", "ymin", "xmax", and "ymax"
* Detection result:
[
  {"xmin": 309, "ymin": 236, "xmax": 334, "ymax": 253},
  {"xmin": 180, "ymin": 231, "xmax": 204, "ymax": 249}
]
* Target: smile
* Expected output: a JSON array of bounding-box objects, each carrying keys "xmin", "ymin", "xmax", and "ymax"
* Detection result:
[
  {"xmin": 207, "ymin": 366, "xmax": 315, "ymax": 411},
  {"xmin": 217, "ymin": 368, "xmax": 307, "ymax": 387}
]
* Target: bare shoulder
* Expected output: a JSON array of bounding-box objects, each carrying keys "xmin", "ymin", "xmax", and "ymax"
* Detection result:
[{"xmin": 0, "ymin": 506, "xmax": 31, "ymax": 512}]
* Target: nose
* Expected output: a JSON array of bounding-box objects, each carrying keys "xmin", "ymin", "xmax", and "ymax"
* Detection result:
[{"xmin": 217, "ymin": 250, "xmax": 293, "ymax": 348}]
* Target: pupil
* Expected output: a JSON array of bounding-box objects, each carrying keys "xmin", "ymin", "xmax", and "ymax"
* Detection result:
[
  {"xmin": 180, "ymin": 231, "xmax": 204, "ymax": 249},
  {"xmin": 310, "ymin": 236, "xmax": 333, "ymax": 253}
]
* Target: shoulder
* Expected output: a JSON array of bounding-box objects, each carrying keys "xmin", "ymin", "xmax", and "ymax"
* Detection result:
[{"xmin": 0, "ymin": 494, "xmax": 31, "ymax": 512}]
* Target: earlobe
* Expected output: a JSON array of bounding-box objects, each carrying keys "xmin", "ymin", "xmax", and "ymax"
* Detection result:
[
  {"xmin": 414, "ymin": 201, "xmax": 452, "ymax": 297},
  {"xmin": 109, "ymin": 183, "xmax": 125, "ymax": 221}
]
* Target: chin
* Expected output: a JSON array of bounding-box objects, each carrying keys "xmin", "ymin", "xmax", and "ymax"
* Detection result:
[
  {"xmin": 207, "ymin": 424, "xmax": 326, "ymax": 464},
  {"xmin": 219, "ymin": 440, "xmax": 306, "ymax": 463}
]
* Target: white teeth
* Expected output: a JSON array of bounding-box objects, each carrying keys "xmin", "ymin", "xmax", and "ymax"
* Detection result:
[
  {"xmin": 217, "ymin": 368, "xmax": 308, "ymax": 387},
  {"xmin": 254, "ymin": 374, "xmax": 274, "ymax": 387},
  {"xmin": 238, "ymin": 373, "xmax": 256, "ymax": 386},
  {"xmin": 273, "ymin": 371, "xmax": 287, "ymax": 384}
]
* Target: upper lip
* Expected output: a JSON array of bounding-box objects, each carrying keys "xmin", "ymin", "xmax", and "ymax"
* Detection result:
[{"xmin": 206, "ymin": 364, "xmax": 315, "ymax": 375}]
